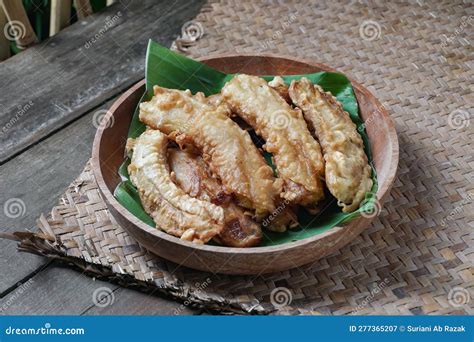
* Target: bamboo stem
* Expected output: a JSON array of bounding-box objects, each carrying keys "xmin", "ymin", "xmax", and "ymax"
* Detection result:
[
  {"xmin": 0, "ymin": 0, "xmax": 37, "ymax": 49},
  {"xmin": 0, "ymin": 6, "xmax": 10, "ymax": 60},
  {"xmin": 49, "ymin": 0, "xmax": 71, "ymax": 37},
  {"xmin": 74, "ymin": 0, "xmax": 93, "ymax": 19}
]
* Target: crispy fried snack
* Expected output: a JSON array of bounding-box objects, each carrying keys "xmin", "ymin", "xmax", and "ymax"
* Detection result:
[
  {"xmin": 206, "ymin": 93, "xmax": 232, "ymax": 114},
  {"xmin": 221, "ymin": 74, "xmax": 325, "ymax": 207},
  {"xmin": 128, "ymin": 130, "xmax": 224, "ymax": 244},
  {"xmin": 289, "ymin": 78, "xmax": 373, "ymax": 212},
  {"xmin": 140, "ymin": 86, "xmax": 278, "ymax": 218},
  {"xmin": 261, "ymin": 202, "xmax": 299, "ymax": 233},
  {"xmin": 168, "ymin": 147, "xmax": 262, "ymax": 247},
  {"xmin": 268, "ymin": 76, "xmax": 291, "ymax": 103}
]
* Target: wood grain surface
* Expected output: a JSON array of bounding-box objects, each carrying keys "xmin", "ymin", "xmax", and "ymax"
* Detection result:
[
  {"xmin": 0, "ymin": 102, "xmax": 108, "ymax": 294},
  {"xmin": 2, "ymin": 0, "xmax": 470, "ymax": 316},
  {"xmin": 0, "ymin": 0, "xmax": 205, "ymax": 315},
  {"xmin": 0, "ymin": 0, "xmax": 206, "ymax": 163}
]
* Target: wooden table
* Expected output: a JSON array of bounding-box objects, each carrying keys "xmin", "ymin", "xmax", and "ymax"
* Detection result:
[{"xmin": 0, "ymin": 0, "xmax": 206, "ymax": 315}]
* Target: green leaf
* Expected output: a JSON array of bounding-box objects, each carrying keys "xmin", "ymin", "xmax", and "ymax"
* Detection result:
[
  {"xmin": 114, "ymin": 180, "xmax": 155, "ymax": 227},
  {"xmin": 118, "ymin": 157, "xmax": 130, "ymax": 180},
  {"xmin": 127, "ymin": 91, "xmax": 149, "ymax": 139},
  {"xmin": 114, "ymin": 39, "xmax": 378, "ymax": 247},
  {"xmin": 145, "ymin": 41, "xmax": 227, "ymax": 96}
]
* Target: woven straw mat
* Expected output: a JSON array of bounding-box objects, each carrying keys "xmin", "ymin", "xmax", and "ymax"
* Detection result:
[{"xmin": 19, "ymin": 0, "xmax": 474, "ymax": 315}]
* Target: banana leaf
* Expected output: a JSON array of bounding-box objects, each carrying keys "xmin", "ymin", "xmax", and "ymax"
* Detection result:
[{"xmin": 114, "ymin": 39, "xmax": 378, "ymax": 247}]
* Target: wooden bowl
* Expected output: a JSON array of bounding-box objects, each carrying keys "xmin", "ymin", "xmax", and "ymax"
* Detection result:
[{"xmin": 92, "ymin": 55, "xmax": 399, "ymax": 275}]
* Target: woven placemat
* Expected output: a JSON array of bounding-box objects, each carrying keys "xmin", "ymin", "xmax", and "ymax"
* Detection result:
[{"xmin": 10, "ymin": 0, "xmax": 474, "ymax": 315}]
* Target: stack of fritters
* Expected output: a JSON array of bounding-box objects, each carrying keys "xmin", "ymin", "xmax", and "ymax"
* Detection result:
[{"xmin": 127, "ymin": 75, "xmax": 373, "ymax": 247}]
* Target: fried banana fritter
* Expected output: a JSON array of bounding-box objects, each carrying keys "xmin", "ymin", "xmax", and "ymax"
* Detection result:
[
  {"xmin": 128, "ymin": 130, "xmax": 224, "ymax": 244},
  {"xmin": 139, "ymin": 86, "xmax": 278, "ymax": 218},
  {"xmin": 221, "ymin": 74, "xmax": 325, "ymax": 207},
  {"xmin": 168, "ymin": 148, "xmax": 262, "ymax": 247},
  {"xmin": 268, "ymin": 76, "xmax": 291, "ymax": 103},
  {"xmin": 289, "ymin": 78, "xmax": 373, "ymax": 212}
]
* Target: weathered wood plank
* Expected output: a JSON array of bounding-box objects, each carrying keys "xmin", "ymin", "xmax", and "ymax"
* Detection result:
[
  {"xmin": 0, "ymin": 0, "xmax": 206, "ymax": 313},
  {"xmin": 0, "ymin": 265, "xmax": 190, "ymax": 315},
  {"xmin": 0, "ymin": 100, "xmax": 112, "ymax": 294},
  {"xmin": 0, "ymin": 249, "xmax": 45, "ymax": 296},
  {"xmin": 0, "ymin": 100, "xmax": 190, "ymax": 314},
  {"xmin": 0, "ymin": 265, "xmax": 120, "ymax": 315},
  {"xmin": 0, "ymin": 0, "xmax": 206, "ymax": 163}
]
